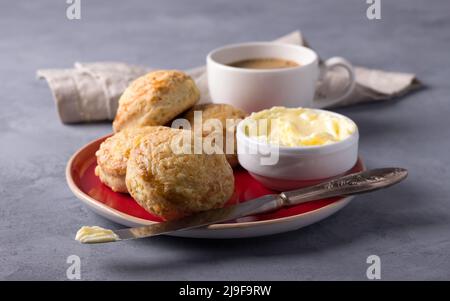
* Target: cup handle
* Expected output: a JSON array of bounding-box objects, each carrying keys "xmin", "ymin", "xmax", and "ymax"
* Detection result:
[{"xmin": 313, "ymin": 57, "xmax": 355, "ymax": 109}]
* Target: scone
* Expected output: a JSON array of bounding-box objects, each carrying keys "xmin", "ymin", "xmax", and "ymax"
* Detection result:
[
  {"xmin": 95, "ymin": 126, "xmax": 170, "ymax": 193},
  {"xmin": 126, "ymin": 128, "xmax": 234, "ymax": 220},
  {"xmin": 113, "ymin": 70, "xmax": 200, "ymax": 132},
  {"xmin": 182, "ymin": 103, "xmax": 247, "ymax": 167}
]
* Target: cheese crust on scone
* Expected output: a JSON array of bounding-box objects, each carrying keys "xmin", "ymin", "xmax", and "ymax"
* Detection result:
[
  {"xmin": 126, "ymin": 128, "xmax": 234, "ymax": 220},
  {"xmin": 113, "ymin": 70, "xmax": 200, "ymax": 132},
  {"xmin": 182, "ymin": 103, "xmax": 247, "ymax": 167},
  {"xmin": 95, "ymin": 126, "xmax": 170, "ymax": 192}
]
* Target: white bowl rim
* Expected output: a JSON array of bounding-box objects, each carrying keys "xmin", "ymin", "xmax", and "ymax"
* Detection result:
[
  {"xmin": 236, "ymin": 108, "xmax": 359, "ymax": 155},
  {"xmin": 207, "ymin": 41, "xmax": 318, "ymax": 74}
]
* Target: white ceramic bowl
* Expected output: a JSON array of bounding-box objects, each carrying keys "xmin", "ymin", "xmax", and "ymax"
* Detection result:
[{"xmin": 236, "ymin": 109, "xmax": 359, "ymax": 191}]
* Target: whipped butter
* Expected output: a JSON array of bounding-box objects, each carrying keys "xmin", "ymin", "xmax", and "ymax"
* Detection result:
[
  {"xmin": 244, "ymin": 106, "xmax": 356, "ymax": 147},
  {"xmin": 75, "ymin": 226, "xmax": 119, "ymax": 244}
]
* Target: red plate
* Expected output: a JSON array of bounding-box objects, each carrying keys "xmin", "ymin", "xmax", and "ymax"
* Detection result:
[{"xmin": 67, "ymin": 135, "xmax": 364, "ymax": 238}]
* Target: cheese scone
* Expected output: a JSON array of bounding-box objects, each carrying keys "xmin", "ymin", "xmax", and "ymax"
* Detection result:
[
  {"xmin": 95, "ymin": 126, "xmax": 170, "ymax": 193},
  {"xmin": 126, "ymin": 128, "xmax": 234, "ymax": 220},
  {"xmin": 182, "ymin": 103, "xmax": 247, "ymax": 168},
  {"xmin": 113, "ymin": 70, "xmax": 200, "ymax": 132}
]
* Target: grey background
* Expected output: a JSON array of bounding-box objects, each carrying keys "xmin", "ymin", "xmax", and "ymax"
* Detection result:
[{"xmin": 0, "ymin": 0, "xmax": 449, "ymax": 280}]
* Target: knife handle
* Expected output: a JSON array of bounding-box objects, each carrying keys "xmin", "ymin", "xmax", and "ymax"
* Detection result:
[{"xmin": 280, "ymin": 168, "xmax": 407, "ymax": 207}]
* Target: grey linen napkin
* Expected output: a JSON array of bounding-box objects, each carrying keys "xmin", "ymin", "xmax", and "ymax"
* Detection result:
[{"xmin": 37, "ymin": 31, "xmax": 421, "ymax": 123}]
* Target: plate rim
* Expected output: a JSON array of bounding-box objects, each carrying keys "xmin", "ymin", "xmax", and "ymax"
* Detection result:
[{"xmin": 66, "ymin": 135, "xmax": 364, "ymax": 231}]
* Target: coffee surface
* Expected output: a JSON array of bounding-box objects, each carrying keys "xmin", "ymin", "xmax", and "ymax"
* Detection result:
[{"xmin": 228, "ymin": 58, "xmax": 299, "ymax": 69}]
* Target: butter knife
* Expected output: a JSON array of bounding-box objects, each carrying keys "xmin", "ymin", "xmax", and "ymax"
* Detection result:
[{"xmin": 80, "ymin": 168, "xmax": 407, "ymax": 243}]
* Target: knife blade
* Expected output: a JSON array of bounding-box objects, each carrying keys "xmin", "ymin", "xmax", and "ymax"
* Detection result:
[
  {"xmin": 79, "ymin": 167, "xmax": 407, "ymax": 243},
  {"xmin": 113, "ymin": 193, "xmax": 279, "ymax": 241}
]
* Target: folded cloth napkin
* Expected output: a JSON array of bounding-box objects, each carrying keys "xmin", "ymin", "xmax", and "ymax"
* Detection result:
[{"xmin": 37, "ymin": 31, "xmax": 421, "ymax": 123}]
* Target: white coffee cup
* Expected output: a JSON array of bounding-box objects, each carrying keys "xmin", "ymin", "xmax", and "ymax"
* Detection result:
[{"xmin": 207, "ymin": 42, "xmax": 355, "ymax": 112}]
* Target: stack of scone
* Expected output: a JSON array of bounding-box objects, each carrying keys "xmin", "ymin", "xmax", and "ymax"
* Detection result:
[{"xmin": 95, "ymin": 70, "xmax": 247, "ymax": 220}]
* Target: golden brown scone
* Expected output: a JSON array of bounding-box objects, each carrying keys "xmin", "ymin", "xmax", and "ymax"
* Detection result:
[
  {"xmin": 126, "ymin": 128, "xmax": 234, "ymax": 220},
  {"xmin": 95, "ymin": 126, "xmax": 170, "ymax": 193},
  {"xmin": 113, "ymin": 70, "xmax": 200, "ymax": 132},
  {"xmin": 182, "ymin": 103, "xmax": 247, "ymax": 167}
]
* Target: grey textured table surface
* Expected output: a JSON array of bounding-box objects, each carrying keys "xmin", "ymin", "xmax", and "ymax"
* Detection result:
[{"xmin": 1, "ymin": 0, "xmax": 449, "ymax": 280}]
